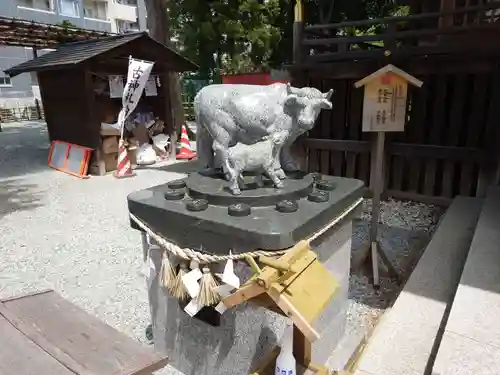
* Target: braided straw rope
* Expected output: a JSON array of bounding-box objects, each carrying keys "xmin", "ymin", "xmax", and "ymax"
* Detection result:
[{"xmin": 129, "ymin": 197, "xmax": 363, "ymax": 264}]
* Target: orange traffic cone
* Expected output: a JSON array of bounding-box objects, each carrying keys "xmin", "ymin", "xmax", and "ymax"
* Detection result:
[
  {"xmin": 114, "ymin": 138, "xmax": 136, "ymax": 178},
  {"xmin": 176, "ymin": 124, "xmax": 196, "ymax": 160}
]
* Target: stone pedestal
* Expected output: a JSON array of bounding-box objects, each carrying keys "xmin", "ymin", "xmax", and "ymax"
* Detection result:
[{"xmin": 127, "ymin": 172, "xmax": 364, "ymax": 375}]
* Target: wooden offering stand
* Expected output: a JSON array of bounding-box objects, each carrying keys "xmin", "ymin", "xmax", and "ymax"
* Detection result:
[{"xmin": 222, "ymin": 240, "xmax": 339, "ymax": 375}]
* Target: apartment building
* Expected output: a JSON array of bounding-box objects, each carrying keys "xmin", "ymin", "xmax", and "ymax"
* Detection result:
[{"xmin": 0, "ymin": 0, "xmax": 148, "ymax": 103}]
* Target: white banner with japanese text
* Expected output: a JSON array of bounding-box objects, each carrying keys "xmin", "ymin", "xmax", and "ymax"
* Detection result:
[{"xmin": 117, "ymin": 56, "xmax": 155, "ymax": 138}]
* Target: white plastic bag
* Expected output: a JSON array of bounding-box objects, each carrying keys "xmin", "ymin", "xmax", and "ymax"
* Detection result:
[
  {"xmin": 136, "ymin": 144, "xmax": 157, "ymax": 165},
  {"xmin": 152, "ymin": 133, "xmax": 170, "ymax": 150}
]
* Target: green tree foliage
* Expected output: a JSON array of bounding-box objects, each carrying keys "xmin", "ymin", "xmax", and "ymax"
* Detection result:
[
  {"xmin": 170, "ymin": 0, "xmax": 407, "ymax": 78},
  {"xmin": 169, "ymin": 0, "xmax": 282, "ymax": 78}
]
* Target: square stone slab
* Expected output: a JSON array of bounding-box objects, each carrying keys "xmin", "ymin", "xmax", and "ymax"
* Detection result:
[{"xmin": 127, "ymin": 172, "xmax": 364, "ymax": 254}]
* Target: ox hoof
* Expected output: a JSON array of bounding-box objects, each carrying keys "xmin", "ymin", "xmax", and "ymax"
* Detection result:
[
  {"xmin": 276, "ymin": 169, "xmax": 286, "ymax": 180},
  {"xmin": 275, "ymin": 182, "xmax": 284, "ymax": 189},
  {"xmin": 230, "ymin": 188, "xmax": 242, "ymax": 195}
]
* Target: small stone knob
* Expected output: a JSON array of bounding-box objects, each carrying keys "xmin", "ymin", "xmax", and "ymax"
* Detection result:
[
  {"xmin": 228, "ymin": 203, "xmax": 251, "ymax": 217},
  {"xmin": 186, "ymin": 199, "xmax": 209, "ymax": 212},
  {"xmin": 164, "ymin": 189, "xmax": 184, "ymax": 201},
  {"xmin": 168, "ymin": 180, "xmax": 187, "ymax": 190},
  {"xmin": 308, "ymin": 191, "xmax": 329, "ymax": 203},
  {"xmin": 316, "ymin": 180, "xmax": 335, "ymax": 191},
  {"xmin": 276, "ymin": 200, "xmax": 299, "ymax": 213}
]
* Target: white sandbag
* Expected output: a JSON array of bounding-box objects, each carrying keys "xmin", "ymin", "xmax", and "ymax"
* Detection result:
[
  {"xmin": 136, "ymin": 144, "xmax": 157, "ymax": 165},
  {"xmin": 152, "ymin": 134, "xmax": 170, "ymax": 150}
]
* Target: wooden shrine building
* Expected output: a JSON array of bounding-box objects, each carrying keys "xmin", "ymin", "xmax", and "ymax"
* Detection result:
[
  {"xmin": 290, "ymin": 0, "xmax": 500, "ymax": 204},
  {"xmin": 4, "ymin": 32, "xmax": 197, "ymax": 152}
]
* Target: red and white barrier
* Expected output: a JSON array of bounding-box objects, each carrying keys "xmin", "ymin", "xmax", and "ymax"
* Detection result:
[
  {"xmin": 114, "ymin": 139, "xmax": 136, "ymax": 178},
  {"xmin": 177, "ymin": 124, "xmax": 196, "ymax": 160}
]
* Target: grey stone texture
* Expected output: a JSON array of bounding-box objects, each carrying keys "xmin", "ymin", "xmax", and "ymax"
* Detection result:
[
  {"xmin": 194, "ymin": 83, "xmax": 333, "ymax": 176},
  {"xmin": 147, "ymin": 215, "xmax": 359, "ymax": 375},
  {"xmin": 432, "ymin": 187, "xmax": 500, "ymax": 375},
  {"xmin": 221, "ymin": 131, "xmax": 288, "ymax": 195}
]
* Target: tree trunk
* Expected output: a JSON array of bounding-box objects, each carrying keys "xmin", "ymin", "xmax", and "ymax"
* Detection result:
[{"xmin": 144, "ymin": 0, "xmax": 185, "ymax": 160}]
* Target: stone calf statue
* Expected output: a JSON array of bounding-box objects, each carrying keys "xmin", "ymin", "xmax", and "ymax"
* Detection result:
[
  {"xmin": 194, "ymin": 82, "xmax": 333, "ymax": 179},
  {"xmin": 218, "ymin": 131, "xmax": 289, "ymax": 195}
]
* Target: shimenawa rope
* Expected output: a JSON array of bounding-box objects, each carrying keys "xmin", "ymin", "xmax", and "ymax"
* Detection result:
[{"xmin": 129, "ymin": 197, "xmax": 363, "ymax": 264}]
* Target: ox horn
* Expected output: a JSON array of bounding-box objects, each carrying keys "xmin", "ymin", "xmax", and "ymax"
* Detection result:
[{"xmin": 324, "ymin": 89, "xmax": 334, "ymax": 100}]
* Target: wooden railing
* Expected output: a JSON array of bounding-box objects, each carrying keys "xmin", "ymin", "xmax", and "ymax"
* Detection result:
[
  {"xmin": 183, "ymin": 101, "xmax": 195, "ymax": 121},
  {"xmin": 300, "ymin": 2, "xmax": 500, "ymax": 64},
  {"xmin": 0, "ymin": 104, "xmax": 44, "ymax": 123}
]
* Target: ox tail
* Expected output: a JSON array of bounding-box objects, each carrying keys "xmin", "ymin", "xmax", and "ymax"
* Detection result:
[{"xmin": 194, "ymin": 90, "xmax": 215, "ymax": 170}]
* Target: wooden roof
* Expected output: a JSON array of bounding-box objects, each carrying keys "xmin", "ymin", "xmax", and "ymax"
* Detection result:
[
  {"xmin": 0, "ymin": 16, "xmax": 112, "ymax": 49},
  {"xmin": 5, "ymin": 32, "xmax": 198, "ymax": 77},
  {"xmin": 354, "ymin": 64, "xmax": 424, "ymax": 88}
]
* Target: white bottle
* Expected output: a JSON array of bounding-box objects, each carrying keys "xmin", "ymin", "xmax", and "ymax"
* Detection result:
[{"xmin": 275, "ymin": 323, "xmax": 296, "ymax": 375}]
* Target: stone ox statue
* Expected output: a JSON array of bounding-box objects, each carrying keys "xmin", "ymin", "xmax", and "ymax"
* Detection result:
[
  {"xmin": 194, "ymin": 82, "xmax": 333, "ymax": 178},
  {"xmin": 218, "ymin": 130, "xmax": 289, "ymax": 195}
]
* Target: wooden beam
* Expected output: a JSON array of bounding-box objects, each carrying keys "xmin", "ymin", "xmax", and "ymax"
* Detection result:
[
  {"xmin": 305, "ymin": 2, "xmax": 500, "ymax": 31},
  {"xmin": 383, "ymin": 189, "xmax": 453, "ymax": 206},
  {"xmin": 304, "ymin": 138, "xmax": 485, "ymax": 162},
  {"xmin": 303, "ymin": 22, "xmax": 500, "ymax": 47},
  {"xmin": 293, "ymin": 55, "xmax": 497, "ymax": 79},
  {"xmin": 305, "ymin": 42, "xmax": 500, "ymax": 64},
  {"xmin": 0, "ymin": 15, "xmax": 112, "ymax": 49}
]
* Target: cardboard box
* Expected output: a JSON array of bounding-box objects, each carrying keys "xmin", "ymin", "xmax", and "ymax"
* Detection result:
[
  {"xmin": 104, "ymin": 153, "xmax": 118, "ymax": 172},
  {"xmin": 131, "ymin": 123, "xmax": 150, "ymax": 144},
  {"xmin": 102, "ymin": 136, "xmax": 119, "ymax": 154},
  {"xmin": 100, "ymin": 126, "xmax": 121, "ymax": 137},
  {"xmin": 127, "ymin": 148, "xmax": 137, "ymax": 167}
]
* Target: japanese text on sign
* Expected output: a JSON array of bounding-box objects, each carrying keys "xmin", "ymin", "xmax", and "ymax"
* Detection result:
[{"xmin": 116, "ymin": 57, "xmax": 155, "ymax": 137}]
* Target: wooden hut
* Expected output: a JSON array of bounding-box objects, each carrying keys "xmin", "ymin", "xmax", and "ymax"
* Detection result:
[
  {"xmin": 5, "ymin": 32, "xmax": 198, "ymax": 175},
  {"xmin": 290, "ymin": 0, "xmax": 500, "ymax": 204}
]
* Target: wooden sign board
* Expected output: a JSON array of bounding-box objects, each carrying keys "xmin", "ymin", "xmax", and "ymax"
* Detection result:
[
  {"xmin": 355, "ymin": 65, "xmax": 423, "ymax": 133},
  {"xmin": 223, "ymin": 240, "xmax": 339, "ymax": 343}
]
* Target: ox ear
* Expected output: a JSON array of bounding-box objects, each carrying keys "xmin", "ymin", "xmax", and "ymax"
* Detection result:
[
  {"xmin": 285, "ymin": 94, "xmax": 298, "ymax": 107},
  {"xmin": 323, "ymin": 89, "xmax": 333, "ymax": 100},
  {"xmin": 286, "ymin": 83, "xmax": 302, "ymax": 96}
]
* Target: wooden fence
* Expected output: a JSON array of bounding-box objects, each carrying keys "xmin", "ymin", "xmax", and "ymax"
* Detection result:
[
  {"xmin": 303, "ymin": 70, "xmax": 500, "ymax": 205},
  {"xmin": 0, "ymin": 103, "xmax": 44, "ymax": 123}
]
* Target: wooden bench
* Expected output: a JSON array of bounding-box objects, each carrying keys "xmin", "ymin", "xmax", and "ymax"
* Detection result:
[
  {"xmin": 0, "ymin": 289, "xmax": 168, "ymax": 375},
  {"xmin": 353, "ymin": 196, "xmax": 483, "ymax": 375}
]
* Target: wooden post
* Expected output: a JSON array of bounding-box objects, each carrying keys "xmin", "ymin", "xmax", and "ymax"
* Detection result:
[
  {"xmin": 439, "ymin": 0, "xmax": 455, "ymax": 28},
  {"xmin": 369, "ymin": 132, "xmax": 385, "ymax": 286},
  {"xmin": 293, "ymin": 0, "xmax": 304, "ymax": 65},
  {"xmin": 355, "ymin": 65, "xmax": 423, "ymax": 287},
  {"xmin": 31, "ymin": 47, "xmax": 43, "ymax": 120},
  {"xmin": 160, "ymin": 73, "xmax": 177, "ymax": 161}
]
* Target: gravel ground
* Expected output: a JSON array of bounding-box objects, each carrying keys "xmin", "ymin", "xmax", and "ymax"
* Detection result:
[
  {"xmin": 0, "ymin": 121, "xmax": 445, "ymax": 372},
  {"xmin": 0, "ymin": 121, "xmax": 188, "ymax": 343},
  {"xmin": 345, "ymin": 198, "xmax": 445, "ymax": 335}
]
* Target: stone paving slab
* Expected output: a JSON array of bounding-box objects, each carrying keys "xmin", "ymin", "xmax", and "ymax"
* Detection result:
[
  {"xmin": 433, "ymin": 331, "xmax": 500, "ymax": 375},
  {"xmin": 432, "ymin": 187, "xmax": 500, "ymax": 375}
]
